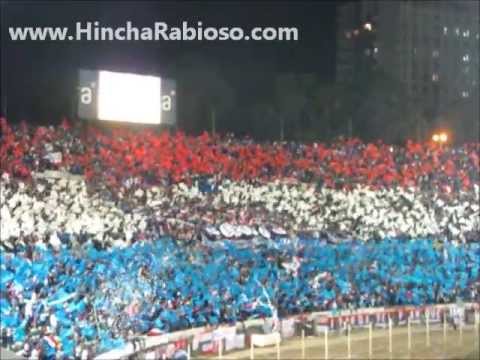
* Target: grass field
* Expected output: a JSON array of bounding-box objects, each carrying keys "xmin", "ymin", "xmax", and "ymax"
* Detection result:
[{"xmin": 200, "ymin": 324, "xmax": 479, "ymax": 360}]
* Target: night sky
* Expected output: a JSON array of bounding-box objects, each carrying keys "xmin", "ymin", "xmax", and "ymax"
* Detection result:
[{"xmin": 1, "ymin": 1, "xmax": 340, "ymax": 124}]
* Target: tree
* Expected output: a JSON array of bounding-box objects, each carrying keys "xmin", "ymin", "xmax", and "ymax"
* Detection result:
[
  {"xmin": 310, "ymin": 84, "xmax": 352, "ymax": 141},
  {"xmin": 249, "ymin": 103, "xmax": 277, "ymax": 141},
  {"xmin": 173, "ymin": 53, "xmax": 235, "ymax": 134},
  {"xmin": 334, "ymin": 65, "xmax": 413, "ymax": 143},
  {"xmin": 272, "ymin": 74, "xmax": 321, "ymax": 141}
]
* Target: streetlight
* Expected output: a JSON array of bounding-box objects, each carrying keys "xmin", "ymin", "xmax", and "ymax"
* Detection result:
[
  {"xmin": 432, "ymin": 131, "xmax": 449, "ymax": 144},
  {"xmin": 364, "ymin": 22, "xmax": 372, "ymax": 31}
]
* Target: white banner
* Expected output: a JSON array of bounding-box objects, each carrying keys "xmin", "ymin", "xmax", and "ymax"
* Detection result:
[
  {"xmin": 212, "ymin": 326, "xmax": 236, "ymax": 341},
  {"xmin": 281, "ymin": 318, "xmax": 295, "ymax": 338},
  {"xmin": 225, "ymin": 334, "xmax": 245, "ymax": 352},
  {"xmin": 251, "ymin": 332, "xmax": 281, "ymax": 347},
  {"xmin": 33, "ymin": 170, "xmax": 83, "ymax": 180},
  {"xmin": 192, "ymin": 331, "xmax": 213, "ymax": 353},
  {"xmin": 44, "ymin": 152, "xmax": 63, "ymax": 164}
]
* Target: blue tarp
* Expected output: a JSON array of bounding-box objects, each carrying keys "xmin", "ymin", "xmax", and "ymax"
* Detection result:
[{"xmin": 1, "ymin": 237, "xmax": 479, "ymax": 356}]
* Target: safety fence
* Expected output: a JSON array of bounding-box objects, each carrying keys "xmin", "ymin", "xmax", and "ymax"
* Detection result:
[{"xmin": 95, "ymin": 302, "xmax": 480, "ymax": 359}]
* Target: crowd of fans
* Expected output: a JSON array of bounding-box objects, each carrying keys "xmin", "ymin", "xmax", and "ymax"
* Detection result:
[
  {"xmin": 1, "ymin": 176, "xmax": 479, "ymax": 249},
  {"xmin": 1, "ymin": 118, "xmax": 480, "ymax": 359},
  {"xmin": 2, "ymin": 238, "xmax": 479, "ymax": 358},
  {"xmin": 1, "ymin": 118, "xmax": 479, "ymax": 245},
  {"xmin": 1, "ymin": 118, "xmax": 479, "ymax": 191}
]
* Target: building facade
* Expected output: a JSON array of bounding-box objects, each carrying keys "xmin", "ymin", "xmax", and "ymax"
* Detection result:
[{"xmin": 336, "ymin": 0, "xmax": 479, "ymax": 140}]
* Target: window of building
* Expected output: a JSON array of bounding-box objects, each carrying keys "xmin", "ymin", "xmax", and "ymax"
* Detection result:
[
  {"xmin": 461, "ymin": 91, "xmax": 469, "ymax": 98},
  {"xmin": 443, "ymin": 26, "xmax": 448, "ymax": 35},
  {"xmin": 463, "ymin": 54, "xmax": 470, "ymax": 62},
  {"xmin": 345, "ymin": 31, "xmax": 352, "ymax": 39},
  {"xmin": 455, "ymin": 27, "xmax": 460, "ymax": 36},
  {"xmin": 432, "ymin": 50, "xmax": 440, "ymax": 58},
  {"xmin": 463, "ymin": 30, "xmax": 470, "ymax": 38},
  {"xmin": 364, "ymin": 22, "xmax": 372, "ymax": 31},
  {"xmin": 432, "ymin": 73, "xmax": 439, "ymax": 82}
]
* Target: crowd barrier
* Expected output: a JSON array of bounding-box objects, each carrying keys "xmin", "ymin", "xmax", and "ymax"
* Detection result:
[
  {"xmin": 313, "ymin": 303, "xmax": 463, "ymax": 331},
  {"xmin": 94, "ymin": 302, "xmax": 479, "ymax": 359}
]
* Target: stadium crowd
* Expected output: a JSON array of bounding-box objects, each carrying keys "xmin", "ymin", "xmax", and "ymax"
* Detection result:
[
  {"xmin": 1, "ymin": 175, "xmax": 479, "ymax": 249},
  {"xmin": 1, "ymin": 119, "xmax": 479, "ymax": 247},
  {"xmin": 1, "ymin": 118, "xmax": 480, "ymax": 359},
  {"xmin": 2, "ymin": 239, "xmax": 480, "ymax": 359},
  {"xmin": 1, "ymin": 118, "xmax": 479, "ymax": 191}
]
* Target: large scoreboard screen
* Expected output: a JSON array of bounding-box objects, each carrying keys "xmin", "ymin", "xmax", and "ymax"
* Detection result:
[{"xmin": 77, "ymin": 69, "xmax": 176, "ymax": 125}]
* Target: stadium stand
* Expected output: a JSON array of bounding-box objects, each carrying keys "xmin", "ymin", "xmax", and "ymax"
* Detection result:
[{"xmin": 0, "ymin": 119, "xmax": 479, "ymax": 358}]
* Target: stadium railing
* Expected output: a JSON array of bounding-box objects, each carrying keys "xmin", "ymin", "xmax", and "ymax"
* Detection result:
[{"xmin": 94, "ymin": 302, "xmax": 479, "ymax": 359}]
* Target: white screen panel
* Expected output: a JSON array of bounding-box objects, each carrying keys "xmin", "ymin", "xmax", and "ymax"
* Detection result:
[{"xmin": 97, "ymin": 71, "xmax": 161, "ymax": 124}]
